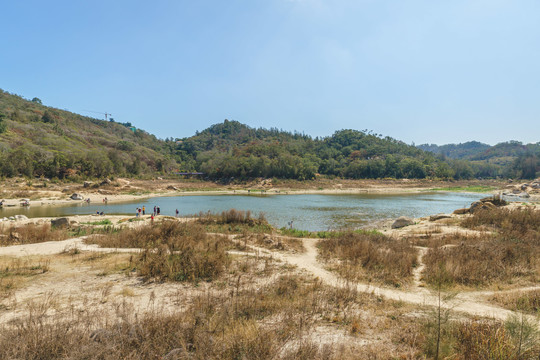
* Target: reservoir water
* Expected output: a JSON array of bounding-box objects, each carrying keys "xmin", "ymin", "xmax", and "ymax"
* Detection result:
[{"xmin": 0, "ymin": 192, "xmax": 485, "ymax": 231}]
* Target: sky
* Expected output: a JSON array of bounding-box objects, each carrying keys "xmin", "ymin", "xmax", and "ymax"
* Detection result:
[{"xmin": 1, "ymin": 0, "xmax": 539, "ymax": 145}]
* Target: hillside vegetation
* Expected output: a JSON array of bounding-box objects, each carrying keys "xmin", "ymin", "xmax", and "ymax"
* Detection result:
[
  {"xmin": 419, "ymin": 141, "xmax": 540, "ymax": 179},
  {"xmin": 1, "ymin": 89, "xmax": 537, "ymax": 181},
  {"xmin": 0, "ymin": 89, "xmax": 178, "ymax": 179}
]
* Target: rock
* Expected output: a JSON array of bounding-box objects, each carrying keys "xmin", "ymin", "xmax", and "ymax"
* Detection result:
[
  {"xmin": 8, "ymin": 216, "xmax": 15, "ymax": 221},
  {"xmin": 521, "ymin": 184, "xmax": 529, "ymax": 190},
  {"xmin": 518, "ymin": 191, "xmax": 530, "ymax": 198},
  {"xmin": 429, "ymin": 214, "xmax": 451, "ymax": 221},
  {"xmin": 157, "ymin": 177, "xmax": 163, "ymax": 180},
  {"xmin": 453, "ymin": 208, "xmax": 469, "ymax": 215},
  {"xmin": 167, "ymin": 185, "xmax": 178, "ymax": 191},
  {"xmin": 51, "ymin": 217, "xmax": 69, "ymax": 228},
  {"xmin": 470, "ymin": 201, "xmax": 496, "ymax": 214},
  {"xmin": 90, "ymin": 329, "xmax": 112, "ymax": 343},
  {"xmin": 263, "ymin": 235, "xmax": 274, "ymax": 245},
  {"xmin": 100, "ymin": 178, "xmax": 112, "ymax": 186},
  {"xmin": 14, "ymin": 215, "xmax": 28, "ymax": 220},
  {"xmin": 70, "ymin": 193, "xmax": 83, "ymax": 200},
  {"xmin": 83, "ymin": 181, "xmax": 93, "ymax": 188},
  {"xmin": 512, "ymin": 188, "xmax": 521, "ymax": 194},
  {"xmin": 391, "ymin": 216, "xmax": 414, "ymax": 229},
  {"xmin": 9, "ymin": 232, "xmax": 21, "ymax": 242},
  {"xmin": 479, "ymin": 196, "xmax": 507, "ymax": 207}
]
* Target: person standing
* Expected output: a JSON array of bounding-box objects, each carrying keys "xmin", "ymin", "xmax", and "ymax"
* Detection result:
[
  {"xmin": 175, "ymin": 209, "xmax": 179, "ymax": 218},
  {"xmin": 142, "ymin": 206, "xmax": 146, "ymax": 215},
  {"xmin": 153, "ymin": 206, "xmax": 157, "ymax": 216},
  {"xmin": 157, "ymin": 206, "xmax": 160, "ymax": 216}
]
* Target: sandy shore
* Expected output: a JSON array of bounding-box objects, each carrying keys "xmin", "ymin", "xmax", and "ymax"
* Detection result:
[{"xmin": 0, "ymin": 177, "xmax": 516, "ymax": 209}]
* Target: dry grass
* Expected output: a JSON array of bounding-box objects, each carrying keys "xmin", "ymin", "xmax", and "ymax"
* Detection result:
[
  {"xmin": 196, "ymin": 209, "xmax": 273, "ymax": 233},
  {"xmin": 0, "ymin": 257, "xmax": 49, "ymax": 301},
  {"xmin": 85, "ymin": 221, "xmax": 231, "ymax": 283},
  {"xmin": 318, "ymin": 231, "xmax": 417, "ymax": 287},
  {"xmin": 0, "ymin": 273, "xmax": 423, "ymax": 359},
  {"xmin": 490, "ymin": 289, "xmax": 540, "ymax": 314},
  {"xmin": 423, "ymin": 207, "xmax": 540, "ymax": 288},
  {"xmin": 0, "ymin": 223, "xmax": 69, "ymax": 246}
]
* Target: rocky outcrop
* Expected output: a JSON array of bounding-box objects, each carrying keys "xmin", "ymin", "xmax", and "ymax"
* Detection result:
[
  {"xmin": 51, "ymin": 217, "xmax": 69, "ymax": 228},
  {"xmin": 391, "ymin": 216, "xmax": 414, "ymax": 229},
  {"xmin": 83, "ymin": 181, "xmax": 93, "ymax": 188},
  {"xmin": 70, "ymin": 193, "xmax": 83, "ymax": 200},
  {"xmin": 429, "ymin": 214, "xmax": 451, "ymax": 221}
]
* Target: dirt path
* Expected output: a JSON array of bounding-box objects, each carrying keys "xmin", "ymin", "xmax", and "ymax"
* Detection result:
[
  {"xmin": 236, "ymin": 237, "xmax": 539, "ymax": 324},
  {"xmin": 2, "ymin": 235, "xmax": 538, "ymax": 325}
]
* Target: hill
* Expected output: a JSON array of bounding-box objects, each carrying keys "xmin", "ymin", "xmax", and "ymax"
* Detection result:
[
  {"xmin": 1, "ymin": 89, "xmax": 537, "ymax": 181},
  {"xmin": 0, "ymin": 89, "xmax": 178, "ymax": 179},
  {"xmin": 419, "ymin": 140, "xmax": 540, "ymax": 179},
  {"xmin": 175, "ymin": 120, "xmax": 456, "ymax": 180}
]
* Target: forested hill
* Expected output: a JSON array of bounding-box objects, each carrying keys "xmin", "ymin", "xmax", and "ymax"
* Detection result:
[
  {"xmin": 1, "ymin": 88, "xmax": 537, "ymax": 181},
  {"xmin": 418, "ymin": 141, "xmax": 540, "ymax": 161},
  {"xmin": 418, "ymin": 141, "xmax": 540, "ymax": 179},
  {"xmin": 0, "ymin": 89, "xmax": 178, "ymax": 178},
  {"xmin": 175, "ymin": 120, "xmax": 456, "ymax": 180}
]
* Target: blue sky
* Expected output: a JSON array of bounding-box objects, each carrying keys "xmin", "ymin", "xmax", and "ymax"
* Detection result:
[{"xmin": 1, "ymin": 0, "xmax": 539, "ymax": 145}]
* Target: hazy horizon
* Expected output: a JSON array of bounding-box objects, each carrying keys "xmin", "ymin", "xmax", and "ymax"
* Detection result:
[{"xmin": 2, "ymin": 0, "xmax": 539, "ymax": 146}]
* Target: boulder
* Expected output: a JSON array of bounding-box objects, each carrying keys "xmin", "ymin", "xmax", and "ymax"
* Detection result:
[
  {"xmin": 70, "ymin": 193, "xmax": 83, "ymax": 200},
  {"xmin": 453, "ymin": 208, "xmax": 469, "ymax": 215},
  {"xmin": 429, "ymin": 214, "xmax": 451, "ymax": 221},
  {"xmin": 470, "ymin": 201, "xmax": 496, "ymax": 214},
  {"xmin": 51, "ymin": 217, "xmax": 69, "ymax": 228},
  {"xmin": 518, "ymin": 191, "xmax": 530, "ymax": 198},
  {"xmin": 521, "ymin": 184, "xmax": 529, "ymax": 191},
  {"xmin": 14, "ymin": 215, "xmax": 28, "ymax": 221},
  {"xmin": 391, "ymin": 216, "xmax": 414, "ymax": 229},
  {"xmin": 167, "ymin": 185, "xmax": 178, "ymax": 191},
  {"xmin": 100, "ymin": 178, "xmax": 112, "ymax": 186},
  {"xmin": 83, "ymin": 181, "xmax": 93, "ymax": 188}
]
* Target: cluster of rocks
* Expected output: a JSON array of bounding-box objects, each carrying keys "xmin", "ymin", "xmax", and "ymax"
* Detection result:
[
  {"xmin": 453, "ymin": 195, "xmax": 507, "ymax": 215},
  {"xmin": 502, "ymin": 178, "xmax": 540, "ymax": 198},
  {"xmin": 0, "ymin": 214, "xmax": 29, "ymax": 222}
]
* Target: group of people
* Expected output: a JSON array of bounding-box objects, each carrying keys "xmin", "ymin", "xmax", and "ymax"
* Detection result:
[{"xmin": 134, "ymin": 205, "xmax": 181, "ymax": 219}]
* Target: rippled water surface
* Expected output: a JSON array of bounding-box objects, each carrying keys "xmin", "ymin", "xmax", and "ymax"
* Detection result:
[{"xmin": 0, "ymin": 192, "xmax": 485, "ymax": 231}]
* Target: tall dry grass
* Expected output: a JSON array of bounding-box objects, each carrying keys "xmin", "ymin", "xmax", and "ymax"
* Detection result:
[
  {"xmin": 0, "ymin": 274, "xmax": 418, "ymax": 359},
  {"xmin": 196, "ymin": 209, "xmax": 272, "ymax": 233},
  {"xmin": 318, "ymin": 231, "xmax": 417, "ymax": 287},
  {"xmin": 85, "ymin": 221, "xmax": 231, "ymax": 283},
  {"xmin": 423, "ymin": 207, "xmax": 540, "ymax": 287},
  {"xmin": 0, "ymin": 223, "xmax": 69, "ymax": 246}
]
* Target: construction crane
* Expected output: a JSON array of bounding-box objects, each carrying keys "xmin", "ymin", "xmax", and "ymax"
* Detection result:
[{"xmin": 82, "ymin": 110, "xmax": 113, "ymax": 121}]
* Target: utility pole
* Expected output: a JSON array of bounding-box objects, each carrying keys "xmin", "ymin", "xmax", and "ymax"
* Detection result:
[{"xmin": 82, "ymin": 110, "xmax": 113, "ymax": 121}]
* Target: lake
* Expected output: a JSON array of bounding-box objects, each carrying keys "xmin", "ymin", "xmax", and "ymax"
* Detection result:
[{"xmin": 0, "ymin": 192, "xmax": 485, "ymax": 231}]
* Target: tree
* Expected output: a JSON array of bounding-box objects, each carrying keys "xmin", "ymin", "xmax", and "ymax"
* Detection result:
[
  {"xmin": 41, "ymin": 110, "xmax": 55, "ymax": 123},
  {"xmin": 0, "ymin": 113, "xmax": 6, "ymax": 133},
  {"xmin": 31, "ymin": 97, "xmax": 42, "ymax": 104}
]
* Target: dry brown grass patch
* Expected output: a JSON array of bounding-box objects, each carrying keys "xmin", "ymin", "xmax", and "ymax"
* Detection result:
[
  {"xmin": 0, "ymin": 223, "xmax": 69, "ymax": 246},
  {"xmin": 318, "ymin": 231, "xmax": 417, "ymax": 287}
]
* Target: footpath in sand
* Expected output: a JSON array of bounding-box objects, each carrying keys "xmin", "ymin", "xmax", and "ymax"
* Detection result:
[{"xmin": 2, "ymin": 230, "xmax": 538, "ymax": 327}]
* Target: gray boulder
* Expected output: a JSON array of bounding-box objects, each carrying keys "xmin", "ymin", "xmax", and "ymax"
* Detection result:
[
  {"xmin": 70, "ymin": 193, "xmax": 83, "ymax": 200},
  {"xmin": 391, "ymin": 216, "xmax": 414, "ymax": 229},
  {"xmin": 519, "ymin": 191, "xmax": 530, "ymax": 198},
  {"xmin": 429, "ymin": 214, "xmax": 451, "ymax": 221},
  {"xmin": 83, "ymin": 181, "xmax": 93, "ymax": 188},
  {"xmin": 51, "ymin": 217, "xmax": 69, "ymax": 228},
  {"xmin": 14, "ymin": 215, "xmax": 28, "ymax": 220}
]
